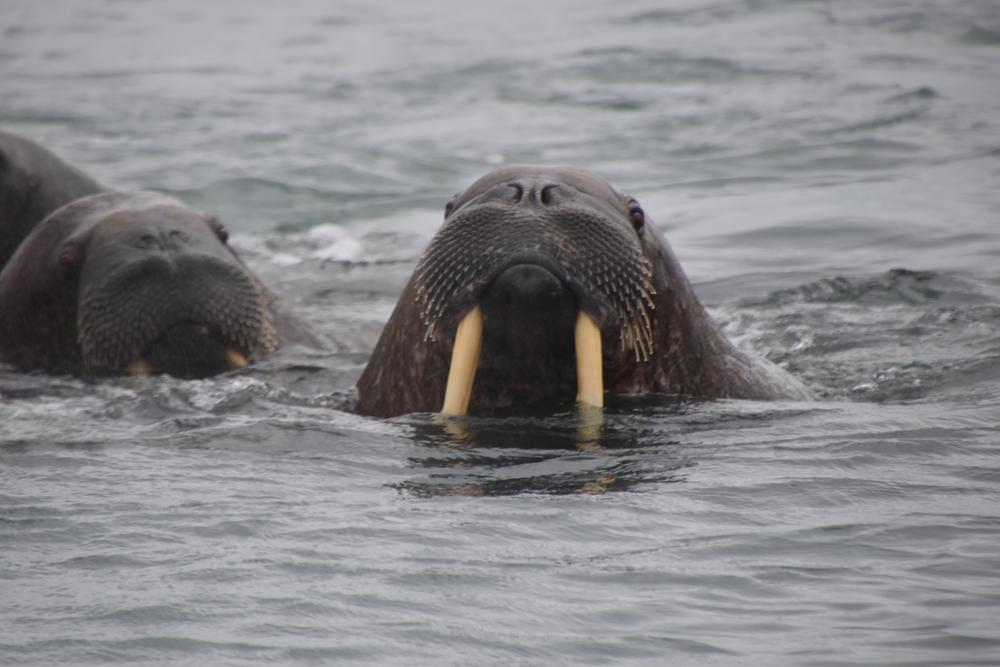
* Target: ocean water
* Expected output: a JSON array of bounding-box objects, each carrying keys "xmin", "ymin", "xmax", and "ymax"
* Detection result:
[{"xmin": 2, "ymin": 0, "xmax": 1000, "ymax": 664}]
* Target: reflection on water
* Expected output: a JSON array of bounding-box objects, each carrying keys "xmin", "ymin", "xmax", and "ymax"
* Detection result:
[{"xmin": 395, "ymin": 398, "xmax": 822, "ymax": 497}]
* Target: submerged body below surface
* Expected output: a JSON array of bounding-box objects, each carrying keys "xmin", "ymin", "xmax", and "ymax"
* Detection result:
[{"xmin": 355, "ymin": 165, "xmax": 812, "ymax": 417}]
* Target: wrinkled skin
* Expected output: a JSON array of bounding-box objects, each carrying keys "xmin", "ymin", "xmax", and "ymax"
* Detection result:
[
  {"xmin": 0, "ymin": 191, "xmax": 320, "ymax": 378},
  {"xmin": 0, "ymin": 131, "xmax": 103, "ymax": 271},
  {"xmin": 356, "ymin": 165, "xmax": 812, "ymax": 417}
]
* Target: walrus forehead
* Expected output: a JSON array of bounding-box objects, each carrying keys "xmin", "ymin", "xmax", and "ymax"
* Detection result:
[
  {"xmin": 53, "ymin": 192, "xmax": 213, "ymax": 248},
  {"xmin": 90, "ymin": 206, "xmax": 212, "ymax": 236},
  {"xmin": 70, "ymin": 209, "xmax": 231, "ymax": 268},
  {"xmin": 449, "ymin": 165, "xmax": 631, "ymax": 219}
]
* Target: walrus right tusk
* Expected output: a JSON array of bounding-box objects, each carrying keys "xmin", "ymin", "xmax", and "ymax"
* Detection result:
[
  {"xmin": 225, "ymin": 347, "xmax": 248, "ymax": 370},
  {"xmin": 441, "ymin": 306, "xmax": 483, "ymax": 416},
  {"xmin": 575, "ymin": 311, "xmax": 604, "ymax": 408}
]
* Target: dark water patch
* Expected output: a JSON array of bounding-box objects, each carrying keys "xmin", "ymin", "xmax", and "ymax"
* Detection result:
[
  {"xmin": 292, "ymin": 76, "xmax": 359, "ymax": 100},
  {"xmin": 621, "ymin": 2, "xmax": 756, "ymax": 28},
  {"xmin": 4, "ymin": 24, "xmax": 42, "ymax": 37},
  {"xmin": 0, "ymin": 109, "xmax": 93, "ymax": 126},
  {"xmin": 564, "ymin": 47, "xmax": 813, "ymax": 85},
  {"xmin": 52, "ymin": 553, "xmax": 151, "ymax": 570},
  {"xmin": 886, "ymin": 86, "xmax": 942, "ymax": 103},
  {"xmin": 820, "ymin": 108, "xmax": 928, "ymax": 136},
  {"xmin": 862, "ymin": 9, "xmax": 942, "ymax": 34},
  {"xmin": 756, "ymin": 269, "xmax": 942, "ymax": 306},
  {"xmin": 961, "ymin": 24, "xmax": 1000, "ymax": 46},
  {"xmin": 860, "ymin": 53, "xmax": 933, "ymax": 67},
  {"xmin": 530, "ymin": 89, "xmax": 652, "ymax": 112},
  {"xmin": 0, "ymin": 636, "xmax": 298, "ymax": 664}
]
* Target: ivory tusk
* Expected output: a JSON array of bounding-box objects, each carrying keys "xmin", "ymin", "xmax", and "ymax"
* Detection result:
[
  {"xmin": 126, "ymin": 358, "xmax": 153, "ymax": 376},
  {"xmin": 575, "ymin": 311, "xmax": 604, "ymax": 408},
  {"xmin": 225, "ymin": 347, "xmax": 248, "ymax": 370},
  {"xmin": 441, "ymin": 306, "xmax": 483, "ymax": 416}
]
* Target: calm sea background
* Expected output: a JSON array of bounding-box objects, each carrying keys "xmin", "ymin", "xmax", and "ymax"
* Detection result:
[{"xmin": 2, "ymin": 1, "xmax": 1000, "ymax": 664}]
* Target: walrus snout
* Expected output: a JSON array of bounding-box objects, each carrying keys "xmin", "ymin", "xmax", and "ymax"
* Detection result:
[
  {"xmin": 77, "ymin": 251, "xmax": 273, "ymax": 378},
  {"xmin": 486, "ymin": 263, "xmax": 573, "ymax": 309},
  {"xmin": 73, "ymin": 204, "xmax": 278, "ymax": 378}
]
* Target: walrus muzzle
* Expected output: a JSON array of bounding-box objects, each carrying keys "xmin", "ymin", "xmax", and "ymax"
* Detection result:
[
  {"xmin": 413, "ymin": 203, "xmax": 655, "ymax": 415},
  {"xmin": 77, "ymin": 253, "xmax": 276, "ymax": 378}
]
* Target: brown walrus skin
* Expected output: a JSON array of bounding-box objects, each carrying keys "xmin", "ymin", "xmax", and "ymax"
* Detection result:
[
  {"xmin": 0, "ymin": 131, "xmax": 104, "ymax": 271},
  {"xmin": 0, "ymin": 190, "xmax": 323, "ymax": 378},
  {"xmin": 355, "ymin": 165, "xmax": 812, "ymax": 417}
]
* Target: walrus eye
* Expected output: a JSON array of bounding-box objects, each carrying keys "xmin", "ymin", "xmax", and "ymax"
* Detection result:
[
  {"xmin": 57, "ymin": 246, "xmax": 79, "ymax": 279},
  {"xmin": 628, "ymin": 200, "xmax": 645, "ymax": 233},
  {"xmin": 444, "ymin": 200, "xmax": 455, "ymax": 219}
]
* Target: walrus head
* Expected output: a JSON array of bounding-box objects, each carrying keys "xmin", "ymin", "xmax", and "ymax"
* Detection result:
[
  {"xmin": 413, "ymin": 166, "xmax": 656, "ymax": 413},
  {"xmin": 355, "ymin": 166, "xmax": 812, "ymax": 417},
  {"xmin": 0, "ymin": 191, "xmax": 277, "ymax": 378}
]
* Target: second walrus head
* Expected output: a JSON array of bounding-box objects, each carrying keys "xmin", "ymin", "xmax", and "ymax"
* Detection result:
[{"xmin": 0, "ymin": 191, "xmax": 279, "ymax": 378}]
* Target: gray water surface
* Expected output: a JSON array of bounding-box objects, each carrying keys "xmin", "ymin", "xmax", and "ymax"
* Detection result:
[{"xmin": 2, "ymin": 1, "xmax": 1000, "ymax": 665}]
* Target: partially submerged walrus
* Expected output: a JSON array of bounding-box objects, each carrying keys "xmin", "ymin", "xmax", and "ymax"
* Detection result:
[
  {"xmin": 0, "ymin": 190, "xmax": 320, "ymax": 378},
  {"xmin": 0, "ymin": 132, "xmax": 323, "ymax": 378},
  {"xmin": 356, "ymin": 166, "xmax": 811, "ymax": 417},
  {"xmin": 0, "ymin": 131, "xmax": 103, "ymax": 271}
]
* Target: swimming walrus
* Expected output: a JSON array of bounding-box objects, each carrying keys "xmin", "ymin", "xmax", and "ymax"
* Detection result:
[
  {"xmin": 355, "ymin": 165, "xmax": 812, "ymax": 417},
  {"xmin": 0, "ymin": 190, "xmax": 321, "ymax": 378},
  {"xmin": 0, "ymin": 131, "xmax": 104, "ymax": 270}
]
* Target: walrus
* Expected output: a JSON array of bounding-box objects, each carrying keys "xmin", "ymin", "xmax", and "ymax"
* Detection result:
[
  {"xmin": 0, "ymin": 131, "xmax": 103, "ymax": 271},
  {"xmin": 355, "ymin": 165, "xmax": 812, "ymax": 417},
  {"xmin": 0, "ymin": 190, "xmax": 319, "ymax": 378}
]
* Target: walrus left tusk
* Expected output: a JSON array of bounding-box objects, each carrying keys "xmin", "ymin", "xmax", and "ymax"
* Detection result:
[
  {"xmin": 575, "ymin": 311, "xmax": 604, "ymax": 408},
  {"xmin": 225, "ymin": 347, "xmax": 248, "ymax": 370},
  {"xmin": 126, "ymin": 358, "xmax": 153, "ymax": 376},
  {"xmin": 441, "ymin": 306, "xmax": 483, "ymax": 416}
]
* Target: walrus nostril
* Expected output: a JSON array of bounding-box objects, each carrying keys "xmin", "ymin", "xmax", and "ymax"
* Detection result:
[
  {"xmin": 540, "ymin": 184, "xmax": 558, "ymax": 206},
  {"xmin": 508, "ymin": 182, "xmax": 524, "ymax": 203}
]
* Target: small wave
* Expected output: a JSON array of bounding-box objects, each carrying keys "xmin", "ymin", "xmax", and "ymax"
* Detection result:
[
  {"xmin": 822, "ymin": 108, "xmax": 929, "ymax": 135},
  {"xmin": 564, "ymin": 47, "xmax": 811, "ymax": 84},
  {"xmin": 735, "ymin": 269, "xmax": 1000, "ymax": 402},
  {"xmin": 757, "ymin": 268, "xmax": 941, "ymax": 306},
  {"xmin": 886, "ymin": 86, "xmax": 942, "ymax": 103},
  {"xmin": 620, "ymin": 5, "xmax": 746, "ymax": 27}
]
